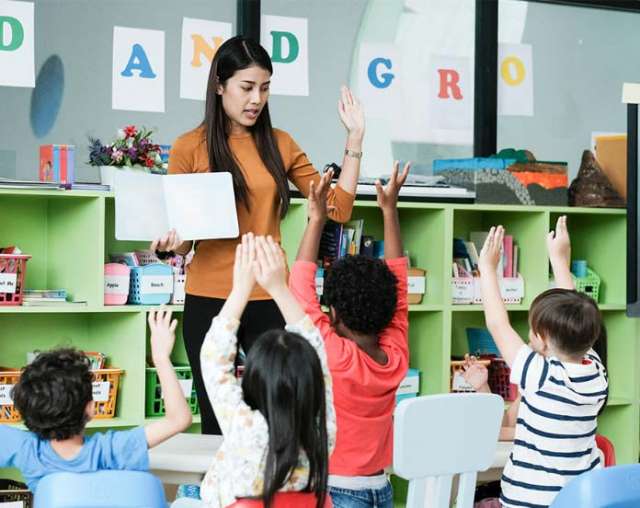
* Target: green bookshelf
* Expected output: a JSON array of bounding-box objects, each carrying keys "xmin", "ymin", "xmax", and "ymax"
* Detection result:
[{"xmin": 1, "ymin": 190, "xmax": 638, "ymax": 500}]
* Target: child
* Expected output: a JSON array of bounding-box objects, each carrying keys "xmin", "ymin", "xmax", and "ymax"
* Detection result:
[
  {"xmin": 0, "ymin": 309, "xmax": 192, "ymax": 492},
  {"xmin": 197, "ymin": 234, "xmax": 336, "ymax": 508},
  {"xmin": 478, "ymin": 217, "xmax": 608, "ymax": 508},
  {"xmin": 288, "ymin": 162, "xmax": 410, "ymax": 508}
]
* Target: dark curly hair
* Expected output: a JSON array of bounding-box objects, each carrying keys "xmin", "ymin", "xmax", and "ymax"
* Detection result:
[
  {"xmin": 324, "ymin": 255, "xmax": 398, "ymax": 335},
  {"xmin": 12, "ymin": 348, "xmax": 93, "ymax": 440}
]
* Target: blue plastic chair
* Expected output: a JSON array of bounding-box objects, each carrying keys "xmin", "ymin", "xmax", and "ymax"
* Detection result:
[
  {"xmin": 34, "ymin": 470, "xmax": 167, "ymax": 508},
  {"xmin": 550, "ymin": 464, "xmax": 640, "ymax": 508}
]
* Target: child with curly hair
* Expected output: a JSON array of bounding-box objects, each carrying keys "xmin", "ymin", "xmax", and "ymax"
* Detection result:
[
  {"xmin": 0, "ymin": 309, "xmax": 192, "ymax": 492},
  {"xmin": 289, "ymin": 162, "xmax": 411, "ymax": 508}
]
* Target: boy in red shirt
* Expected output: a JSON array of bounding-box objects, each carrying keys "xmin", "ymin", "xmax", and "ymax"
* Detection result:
[{"xmin": 289, "ymin": 162, "xmax": 410, "ymax": 508}]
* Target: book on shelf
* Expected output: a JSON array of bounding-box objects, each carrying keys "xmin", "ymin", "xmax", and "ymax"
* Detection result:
[
  {"xmin": 453, "ymin": 231, "xmax": 519, "ymax": 278},
  {"xmin": 21, "ymin": 300, "xmax": 87, "ymax": 307},
  {"xmin": 23, "ymin": 289, "xmax": 67, "ymax": 299}
]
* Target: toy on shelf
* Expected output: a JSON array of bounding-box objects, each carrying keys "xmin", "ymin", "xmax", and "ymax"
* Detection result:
[{"xmin": 549, "ymin": 259, "xmax": 601, "ymax": 302}]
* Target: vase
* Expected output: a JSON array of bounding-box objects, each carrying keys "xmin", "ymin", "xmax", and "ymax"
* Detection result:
[{"xmin": 99, "ymin": 165, "xmax": 150, "ymax": 189}]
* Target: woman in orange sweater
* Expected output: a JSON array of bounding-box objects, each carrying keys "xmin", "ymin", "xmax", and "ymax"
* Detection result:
[{"xmin": 151, "ymin": 36, "xmax": 364, "ymax": 434}]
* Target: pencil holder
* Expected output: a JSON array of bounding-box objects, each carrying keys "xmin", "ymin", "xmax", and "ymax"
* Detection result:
[{"xmin": 104, "ymin": 263, "xmax": 130, "ymax": 305}]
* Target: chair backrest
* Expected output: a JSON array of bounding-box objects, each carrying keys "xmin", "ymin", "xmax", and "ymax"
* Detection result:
[
  {"xmin": 229, "ymin": 492, "xmax": 332, "ymax": 507},
  {"xmin": 550, "ymin": 464, "xmax": 640, "ymax": 508},
  {"xmin": 34, "ymin": 470, "xmax": 167, "ymax": 508},
  {"xmin": 595, "ymin": 434, "xmax": 616, "ymax": 467},
  {"xmin": 393, "ymin": 393, "xmax": 503, "ymax": 508}
]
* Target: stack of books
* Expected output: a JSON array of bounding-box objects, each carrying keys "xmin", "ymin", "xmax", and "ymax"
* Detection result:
[
  {"xmin": 22, "ymin": 289, "xmax": 86, "ymax": 307},
  {"xmin": 318, "ymin": 219, "xmax": 383, "ymax": 269}
]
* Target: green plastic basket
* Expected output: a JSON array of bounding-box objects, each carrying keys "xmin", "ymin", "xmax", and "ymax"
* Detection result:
[
  {"xmin": 572, "ymin": 268, "xmax": 601, "ymax": 303},
  {"xmin": 145, "ymin": 365, "xmax": 199, "ymax": 417}
]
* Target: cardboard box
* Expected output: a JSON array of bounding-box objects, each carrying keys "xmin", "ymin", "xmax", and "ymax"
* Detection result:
[{"xmin": 408, "ymin": 268, "xmax": 426, "ymax": 304}]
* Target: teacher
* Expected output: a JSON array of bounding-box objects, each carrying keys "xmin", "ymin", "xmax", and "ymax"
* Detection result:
[{"xmin": 151, "ymin": 36, "xmax": 364, "ymax": 435}]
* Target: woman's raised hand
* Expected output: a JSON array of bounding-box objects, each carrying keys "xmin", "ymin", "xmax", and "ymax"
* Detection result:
[
  {"xmin": 338, "ymin": 86, "xmax": 365, "ymax": 140},
  {"xmin": 150, "ymin": 229, "xmax": 183, "ymax": 253}
]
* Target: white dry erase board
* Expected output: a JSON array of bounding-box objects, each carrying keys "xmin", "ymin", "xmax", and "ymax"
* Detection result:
[{"xmin": 114, "ymin": 172, "xmax": 239, "ymax": 241}]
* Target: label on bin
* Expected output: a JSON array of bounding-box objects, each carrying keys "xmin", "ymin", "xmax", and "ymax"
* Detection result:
[
  {"xmin": 0, "ymin": 384, "xmax": 14, "ymax": 405},
  {"xmin": 104, "ymin": 276, "xmax": 129, "ymax": 294},
  {"xmin": 408, "ymin": 276, "xmax": 426, "ymax": 294},
  {"xmin": 92, "ymin": 381, "xmax": 111, "ymax": 402},
  {"xmin": 141, "ymin": 275, "xmax": 173, "ymax": 294},
  {"xmin": 161, "ymin": 379, "xmax": 193, "ymax": 399},
  {"xmin": 0, "ymin": 273, "xmax": 17, "ymax": 294}
]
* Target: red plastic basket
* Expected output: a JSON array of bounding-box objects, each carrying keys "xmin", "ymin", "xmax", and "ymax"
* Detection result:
[
  {"xmin": 489, "ymin": 357, "xmax": 518, "ymax": 401},
  {"xmin": 0, "ymin": 254, "xmax": 31, "ymax": 305}
]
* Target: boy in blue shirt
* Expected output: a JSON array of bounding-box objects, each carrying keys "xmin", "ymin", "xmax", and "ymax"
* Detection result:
[{"xmin": 0, "ymin": 309, "xmax": 192, "ymax": 492}]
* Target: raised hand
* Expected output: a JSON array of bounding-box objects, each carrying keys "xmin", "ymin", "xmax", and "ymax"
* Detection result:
[
  {"xmin": 253, "ymin": 236, "xmax": 288, "ymax": 295},
  {"xmin": 547, "ymin": 215, "xmax": 571, "ymax": 268},
  {"xmin": 479, "ymin": 226, "xmax": 505, "ymax": 274},
  {"xmin": 232, "ymin": 233, "xmax": 257, "ymax": 298},
  {"xmin": 308, "ymin": 169, "xmax": 336, "ymax": 223},
  {"xmin": 375, "ymin": 161, "xmax": 410, "ymax": 214},
  {"xmin": 338, "ymin": 86, "xmax": 365, "ymax": 140},
  {"xmin": 148, "ymin": 308, "xmax": 178, "ymax": 365}
]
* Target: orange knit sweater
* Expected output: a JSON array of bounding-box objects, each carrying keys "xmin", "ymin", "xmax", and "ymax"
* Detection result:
[{"xmin": 168, "ymin": 126, "xmax": 355, "ymax": 300}]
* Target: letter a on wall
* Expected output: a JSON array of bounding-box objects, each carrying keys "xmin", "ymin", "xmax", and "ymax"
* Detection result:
[
  {"xmin": 112, "ymin": 26, "xmax": 165, "ymax": 112},
  {"xmin": 498, "ymin": 43, "xmax": 533, "ymax": 117},
  {"xmin": 0, "ymin": 0, "xmax": 35, "ymax": 88},
  {"xmin": 261, "ymin": 15, "xmax": 308, "ymax": 96},
  {"xmin": 180, "ymin": 17, "xmax": 232, "ymax": 101}
]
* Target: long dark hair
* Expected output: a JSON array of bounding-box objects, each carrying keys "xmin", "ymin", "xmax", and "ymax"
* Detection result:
[
  {"xmin": 203, "ymin": 35, "xmax": 290, "ymax": 217},
  {"xmin": 242, "ymin": 330, "xmax": 329, "ymax": 508}
]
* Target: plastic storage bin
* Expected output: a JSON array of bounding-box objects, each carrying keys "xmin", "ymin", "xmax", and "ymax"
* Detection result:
[
  {"xmin": 0, "ymin": 254, "xmax": 31, "ymax": 305},
  {"xmin": 128, "ymin": 263, "xmax": 173, "ymax": 305},
  {"xmin": 489, "ymin": 358, "xmax": 517, "ymax": 401},
  {"xmin": 171, "ymin": 274, "xmax": 186, "ymax": 304},
  {"xmin": 0, "ymin": 368, "xmax": 21, "ymax": 422},
  {"xmin": 573, "ymin": 268, "xmax": 601, "ymax": 303},
  {"xmin": 145, "ymin": 365, "xmax": 199, "ymax": 416},
  {"xmin": 466, "ymin": 328, "xmax": 500, "ymax": 356},
  {"xmin": 104, "ymin": 263, "xmax": 131, "ymax": 305},
  {"xmin": 92, "ymin": 369, "xmax": 124, "ymax": 419}
]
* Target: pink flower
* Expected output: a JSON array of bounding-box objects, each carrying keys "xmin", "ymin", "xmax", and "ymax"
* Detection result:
[{"xmin": 111, "ymin": 149, "xmax": 124, "ymax": 163}]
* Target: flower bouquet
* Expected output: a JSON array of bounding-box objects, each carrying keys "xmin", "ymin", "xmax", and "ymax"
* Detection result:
[{"xmin": 88, "ymin": 125, "xmax": 167, "ymax": 187}]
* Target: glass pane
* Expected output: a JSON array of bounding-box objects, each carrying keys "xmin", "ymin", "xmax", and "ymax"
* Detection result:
[
  {"xmin": 497, "ymin": 0, "xmax": 640, "ymax": 179},
  {"xmin": 263, "ymin": 0, "xmax": 476, "ymax": 177},
  {"xmin": 0, "ymin": 0, "xmax": 236, "ymax": 181}
]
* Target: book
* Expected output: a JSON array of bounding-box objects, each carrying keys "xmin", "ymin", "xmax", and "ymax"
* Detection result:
[
  {"xmin": 23, "ymin": 289, "xmax": 67, "ymax": 299},
  {"xmin": 503, "ymin": 235, "xmax": 514, "ymax": 277},
  {"xmin": 464, "ymin": 241, "xmax": 480, "ymax": 272},
  {"xmin": 114, "ymin": 172, "xmax": 239, "ymax": 241},
  {"xmin": 23, "ymin": 297, "xmax": 67, "ymax": 303},
  {"xmin": 319, "ymin": 221, "xmax": 343, "ymax": 268},
  {"xmin": 513, "ymin": 245, "xmax": 519, "ymax": 277},
  {"xmin": 21, "ymin": 300, "xmax": 87, "ymax": 307},
  {"xmin": 470, "ymin": 231, "xmax": 503, "ymax": 276}
]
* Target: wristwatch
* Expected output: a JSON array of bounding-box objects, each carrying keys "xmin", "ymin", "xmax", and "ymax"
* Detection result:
[{"xmin": 344, "ymin": 148, "xmax": 363, "ymax": 159}]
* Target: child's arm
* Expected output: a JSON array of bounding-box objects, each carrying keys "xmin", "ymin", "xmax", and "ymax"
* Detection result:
[
  {"xmin": 548, "ymin": 215, "xmax": 574, "ymax": 290},
  {"xmin": 254, "ymin": 236, "xmax": 337, "ymax": 453},
  {"xmin": 499, "ymin": 395, "xmax": 520, "ymax": 441},
  {"xmin": 144, "ymin": 309, "xmax": 193, "ymax": 448},
  {"xmin": 200, "ymin": 234, "xmax": 258, "ymax": 436},
  {"xmin": 479, "ymin": 226, "xmax": 524, "ymax": 367},
  {"xmin": 375, "ymin": 161, "xmax": 410, "ymax": 259}
]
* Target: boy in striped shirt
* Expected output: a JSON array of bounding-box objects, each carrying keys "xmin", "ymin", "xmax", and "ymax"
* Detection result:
[{"xmin": 478, "ymin": 217, "xmax": 608, "ymax": 508}]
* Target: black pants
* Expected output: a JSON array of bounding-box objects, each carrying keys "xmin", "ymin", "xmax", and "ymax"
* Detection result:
[{"xmin": 182, "ymin": 293, "xmax": 285, "ymax": 435}]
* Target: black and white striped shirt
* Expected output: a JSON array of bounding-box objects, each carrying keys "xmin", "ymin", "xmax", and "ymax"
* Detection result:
[{"xmin": 500, "ymin": 345, "xmax": 608, "ymax": 508}]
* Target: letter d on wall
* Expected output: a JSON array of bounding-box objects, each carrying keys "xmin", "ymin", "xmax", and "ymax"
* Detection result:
[
  {"xmin": 0, "ymin": 1, "xmax": 35, "ymax": 87},
  {"xmin": 270, "ymin": 31, "xmax": 299, "ymax": 63},
  {"xmin": 261, "ymin": 15, "xmax": 308, "ymax": 96},
  {"xmin": 0, "ymin": 16, "xmax": 23, "ymax": 51}
]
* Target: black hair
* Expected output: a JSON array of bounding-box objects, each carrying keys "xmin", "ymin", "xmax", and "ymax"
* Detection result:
[
  {"xmin": 324, "ymin": 255, "xmax": 398, "ymax": 335},
  {"xmin": 529, "ymin": 288, "xmax": 603, "ymax": 357},
  {"xmin": 12, "ymin": 348, "xmax": 93, "ymax": 440},
  {"xmin": 241, "ymin": 330, "xmax": 328, "ymax": 508},
  {"xmin": 202, "ymin": 35, "xmax": 290, "ymax": 218}
]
